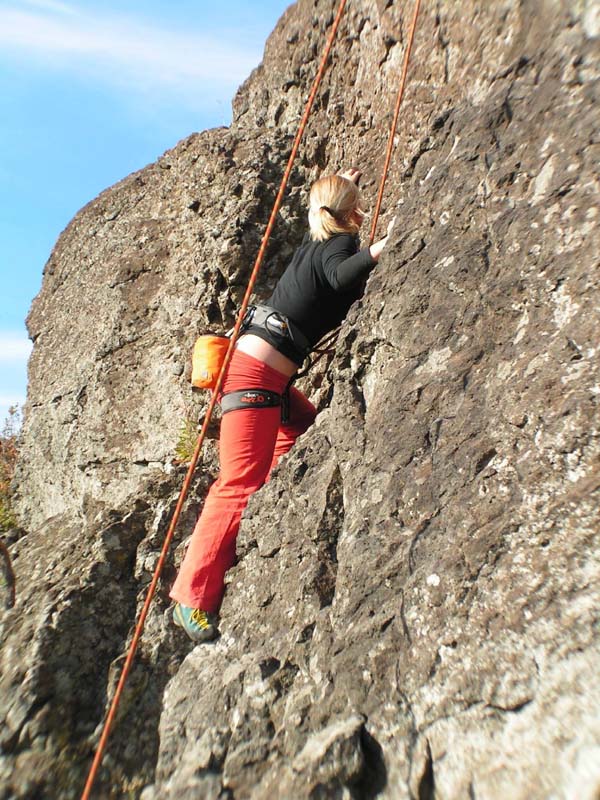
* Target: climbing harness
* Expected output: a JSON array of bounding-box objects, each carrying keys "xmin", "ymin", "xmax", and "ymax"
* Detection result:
[
  {"xmin": 220, "ymin": 304, "xmax": 311, "ymax": 423},
  {"xmin": 81, "ymin": 0, "xmax": 423, "ymax": 795},
  {"xmin": 192, "ymin": 303, "xmax": 310, "ymax": 423},
  {"xmin": 193, "ymin": 304, "xmax": 304, "ymax": 423}
]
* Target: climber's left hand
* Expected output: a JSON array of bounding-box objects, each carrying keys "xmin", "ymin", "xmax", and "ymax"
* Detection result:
[{"xmin": 338, "ymin": 167, "xmax": 362, "ymax": 185}]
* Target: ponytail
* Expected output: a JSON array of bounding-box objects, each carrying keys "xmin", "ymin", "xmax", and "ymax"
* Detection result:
[{"xmin": 308, "ymin": 176, "xmax": 364, "ymax": 241}]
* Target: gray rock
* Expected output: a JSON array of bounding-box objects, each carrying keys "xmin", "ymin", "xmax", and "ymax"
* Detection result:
[{"xmin": 1, "ymin": 0, "xmax": 599, "ymax": 798}]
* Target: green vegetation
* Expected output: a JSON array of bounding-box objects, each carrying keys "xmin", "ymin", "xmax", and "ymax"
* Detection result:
[
  {"xmin": 174, "ymin": 417, "xmax": 199, "ymax": 464},
  {"xmin": 0, "ymin": 406, "xmax": 21, "ymax": 532}
]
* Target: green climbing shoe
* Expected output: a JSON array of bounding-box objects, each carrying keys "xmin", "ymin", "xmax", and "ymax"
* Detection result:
[{"xmin": 173, "ymin": 603, "xmax": 218, "ymax": 642}]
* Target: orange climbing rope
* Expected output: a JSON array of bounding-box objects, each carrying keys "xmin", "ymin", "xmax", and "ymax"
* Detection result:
[
  {"xmin": 80, "ymin": 2, "xmax": 348, "ymax": 798},
  {"xmin": 369, "ymin": 0, "xmax": 422, "ymax": 244}
]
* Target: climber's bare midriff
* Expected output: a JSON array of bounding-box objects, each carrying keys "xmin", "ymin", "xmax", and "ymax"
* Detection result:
[{"xmin": 236, "ymin": 333, "xmax": 298, "ymax": 377}]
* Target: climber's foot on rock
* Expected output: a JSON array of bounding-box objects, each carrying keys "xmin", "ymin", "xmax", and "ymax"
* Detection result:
[{"xmin": 173, "ymin": 603, "xmax": 219, "ymax": 642}]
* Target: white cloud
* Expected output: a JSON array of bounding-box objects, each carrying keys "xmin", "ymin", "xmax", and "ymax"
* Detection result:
[
  {"xmin": 0, "ymin": 2, "xmax": 261, "ymax": 100},
  {"xmin": 0, "ymin": 334, "xmax": 32, "ymax": 363}
]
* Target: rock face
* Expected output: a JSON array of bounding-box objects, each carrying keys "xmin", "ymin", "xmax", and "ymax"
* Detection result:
[{"xmin": 2, "ymin": 0, "xmax": 599, "ymax": 798}]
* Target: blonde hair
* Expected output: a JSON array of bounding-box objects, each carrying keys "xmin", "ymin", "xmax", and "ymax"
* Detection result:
[{"xmin": 308, "ymin": 176, "xmax": 365, "ymax": 242}]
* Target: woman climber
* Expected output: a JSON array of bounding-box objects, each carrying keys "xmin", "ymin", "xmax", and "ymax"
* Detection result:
[{"xmin": 170, "ymin": 168, "xmax": 393, "ymax": 641}]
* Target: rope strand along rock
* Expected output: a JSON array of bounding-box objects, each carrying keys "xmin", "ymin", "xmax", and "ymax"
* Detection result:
[{"xmin": 369, "ymin": 0, "xmax": 422, "ymax": 245}]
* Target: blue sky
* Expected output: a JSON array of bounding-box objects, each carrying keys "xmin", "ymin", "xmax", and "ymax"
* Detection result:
[{"xmin": 0, "ymin": 0, "xmax": 291, "ymax": 423}]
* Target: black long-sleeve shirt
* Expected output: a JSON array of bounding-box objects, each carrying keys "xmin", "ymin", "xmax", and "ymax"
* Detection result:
[{"xmin": 267, "ymin": 232, "xmax": 377, "ymax": 346}]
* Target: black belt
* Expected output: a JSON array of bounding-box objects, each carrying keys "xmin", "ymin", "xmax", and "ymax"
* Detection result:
[{"xmin": 242, "ymin": 304, "xmax": 311, "ymax": 366}]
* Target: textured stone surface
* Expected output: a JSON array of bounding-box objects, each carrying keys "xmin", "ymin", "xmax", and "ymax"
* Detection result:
[{"xmin": 1, "ymin": 0, "xmax": 599, "ymax": 798}]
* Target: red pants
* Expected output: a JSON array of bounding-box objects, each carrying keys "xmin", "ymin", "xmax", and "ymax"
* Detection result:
[{"xmin": 170, "ymin": 351, "xmax": 316, "ymax": 613}]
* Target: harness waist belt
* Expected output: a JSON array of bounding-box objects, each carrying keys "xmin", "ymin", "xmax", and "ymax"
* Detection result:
[
  {"xmin": 221, "ymin": 389, "xmax": 281, "ymax": 415},
  {"xmin": 242, "ymin": 304, "xmax": 311, "ymax": 366}
]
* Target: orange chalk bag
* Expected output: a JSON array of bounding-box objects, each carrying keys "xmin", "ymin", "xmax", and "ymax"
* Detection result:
[{"xmin": 191, "ymin": 335, "xmax": 230, "ymax": 389}]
